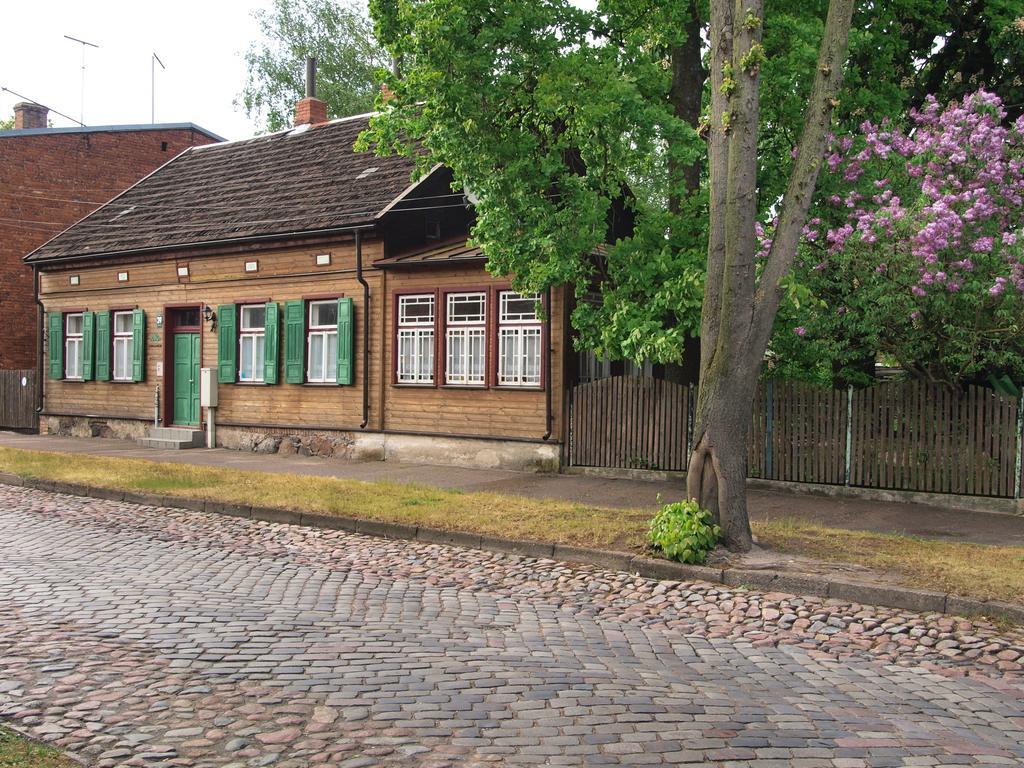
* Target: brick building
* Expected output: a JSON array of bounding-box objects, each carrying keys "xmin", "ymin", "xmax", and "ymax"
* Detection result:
[{"xmin": 0, "ymin": 102, "xmax": 222, "ymax": 369}]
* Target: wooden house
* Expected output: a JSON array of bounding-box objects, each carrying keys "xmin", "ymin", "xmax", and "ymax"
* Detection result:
[{"xmin": 25, "ymin": 95, "xmax": 572, "ymax": 471}]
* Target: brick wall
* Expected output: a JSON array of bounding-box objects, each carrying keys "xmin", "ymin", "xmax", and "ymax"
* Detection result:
[{"xmin": 0, "ymin": 128, "xmax": 220, "ymax": 369}]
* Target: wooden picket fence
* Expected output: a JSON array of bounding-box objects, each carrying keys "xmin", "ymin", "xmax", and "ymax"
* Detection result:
[
  {"xmin": 568, "ymin": 375, "xmax": 1023, "ymax": 498},
  {"xmin": 568, "ymin": 376, "xmax": 690, "ymax": 472},
  {"xmin": 0, "ymin": 369, "xmax": 37, "ymax": 431}
]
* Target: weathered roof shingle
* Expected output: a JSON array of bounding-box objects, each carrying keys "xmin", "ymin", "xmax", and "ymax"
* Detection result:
[{"xmin": 26, "ymin": 115, "xmax": 417, "ymax": 263}]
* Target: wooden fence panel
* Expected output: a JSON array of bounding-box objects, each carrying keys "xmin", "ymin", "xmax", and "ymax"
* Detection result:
[
  {"xmin": 570, "ymin": 374, "xmax": 1019, "ymax": 499},
  {"xmin": 569, "ymin": 375, "xmax": 690, "ymax": 471},
  {"xmin": 849, "ymin": 381, "xmax": 1019, "ymax": 498},
  {"xmin": 750, "ymin": 380, "xmax": 847, "ymax": 485},
  {"xmin": 0, "ymin": 369, "xmax": 37, "ymax": 430}
]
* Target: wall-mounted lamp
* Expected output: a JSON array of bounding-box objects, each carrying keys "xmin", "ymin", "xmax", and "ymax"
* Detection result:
[{"xmin": 203, "ymin": 304, "xmax": 217, "ymax": 331}]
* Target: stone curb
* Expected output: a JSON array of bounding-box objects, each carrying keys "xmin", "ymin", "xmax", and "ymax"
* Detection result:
[{"xmin": 10, "ymin": 476, "xmax": 1024, "ymax": 626}]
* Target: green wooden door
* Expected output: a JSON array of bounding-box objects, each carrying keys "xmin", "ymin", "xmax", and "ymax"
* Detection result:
[{"xmin": 173, "ymin": 333, "xmax": 201, "ymax": 426}]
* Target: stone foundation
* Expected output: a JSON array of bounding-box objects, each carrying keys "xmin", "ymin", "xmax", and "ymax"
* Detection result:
[
  {"xmin": 216, "ymin": 426, "xmax": 560, "ymax": 473},
  {"xmin": 39, "ymin": 417, "xmax": 560, "ymax": 472},
  {"xmin": 44, "ymin": 416, "xmax": 148, "ymax": 441}
]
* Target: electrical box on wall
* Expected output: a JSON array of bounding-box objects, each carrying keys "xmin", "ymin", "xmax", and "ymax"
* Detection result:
[{"xmin": 200, "ymin": 368, "xmax": 218, "ymax": 407}]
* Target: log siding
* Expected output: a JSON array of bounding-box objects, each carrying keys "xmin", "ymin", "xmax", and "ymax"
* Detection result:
[{"xmin": 39, "ymin": 239, "xmax": 565, "ymax": 445}]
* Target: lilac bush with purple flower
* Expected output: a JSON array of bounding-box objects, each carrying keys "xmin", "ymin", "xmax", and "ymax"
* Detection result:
[{"xmin": 770, "ymin": 90, "xmax": 1024, "ymax": 388}]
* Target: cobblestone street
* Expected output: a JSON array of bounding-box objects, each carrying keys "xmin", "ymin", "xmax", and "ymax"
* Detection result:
[{"xmin": 1, "ymin": 485, "xmax": 1023, "ymax": 767}]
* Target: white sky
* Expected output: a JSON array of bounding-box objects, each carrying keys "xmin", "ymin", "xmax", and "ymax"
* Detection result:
[{"xmin": 1, "ymin": 0, "xmax": 270, "ymax": 140}]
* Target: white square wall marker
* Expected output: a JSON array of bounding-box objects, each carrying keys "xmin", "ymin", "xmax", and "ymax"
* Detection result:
[
  {"xmin": 117, "ymin": 271, "xmax": 129, "ymax": 282},
  {"xmin": 245, "ymin": 260, "xmax": 259, "ymax": 273},
  {"xmin": 316, "ymin": 253, "xmax": 331, "ymax": 266},
  {"xmin": 177, "ymin": 266, "xmax": 189, "ymax": 278},
  {"xmin": 69, "ymin": 275, "xmax": 80, "ymax": 286}
]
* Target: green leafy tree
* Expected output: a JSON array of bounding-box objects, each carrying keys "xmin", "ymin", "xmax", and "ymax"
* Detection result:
[
  {"xmin": 239, "ymin": 0, "xmax": 388, "ymax": 131},
  {"xmin": 0, "ymin": 116, "xmax": 12, "ymax": 130},
  {"xmin": 362, "ymin": 0, "xmax": 855, "ymax": 550}
]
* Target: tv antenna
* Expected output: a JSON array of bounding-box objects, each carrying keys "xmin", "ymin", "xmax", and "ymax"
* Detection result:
[
  {"xmin": 151, "ymin": 52, "xmax": 165, "ymax": 123},
  {"xmin": 64, "ymin": 34, "xmax": 99, "ymax": 125}
]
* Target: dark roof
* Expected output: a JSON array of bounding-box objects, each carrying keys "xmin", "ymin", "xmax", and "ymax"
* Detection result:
[
  {"xmin": 374, "ymin": 239, "xmax": 486, "ymax": 269},
  {"xmin": 0, "ymin": 122, "xmax": 224, "ymax": 141},
  {"xmin": 26, "ymin": 115, "xmax": 419, "ymax": 263}
]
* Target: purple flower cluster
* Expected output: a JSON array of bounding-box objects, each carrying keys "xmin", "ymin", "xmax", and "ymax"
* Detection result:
[{"xmin": 813, "ymin": 90, "xmax": 1024, "ymax": 300}]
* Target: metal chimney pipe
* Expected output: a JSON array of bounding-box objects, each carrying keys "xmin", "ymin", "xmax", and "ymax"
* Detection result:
[{"xmin": 305, "ymin": 57, "xmax": 317, "ymax": 98}]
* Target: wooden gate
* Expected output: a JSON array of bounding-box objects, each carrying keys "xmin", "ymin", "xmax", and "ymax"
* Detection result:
[
  {"xmin": 0, "ymin": 369, "xmax": 37, "ymax": 431},
  {"xmin": 569, "ymin": 375, "xmax": 690, "ymax": 471}
]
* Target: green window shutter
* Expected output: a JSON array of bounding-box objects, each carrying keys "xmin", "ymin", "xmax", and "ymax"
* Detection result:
[
  {"xmin": 81, "ymin": 312, "xmax": 96, "ymax": 381},
  {"xmin": 336, "ymin": 297, "xmax": 354, "ymax": 386},
  {"xmin": 95, "ymin": 311, "xmax": 111, "ymax": 381},
  {"xmin": 284, "ymin": 300, "xmax": 305, "ymax": 384},
  {"xmin": 263, "ymin": 301, "xmax": 279, "ymax": 384},
  {"xmin": 131, "ymin": 309, "xmax": 146, "ymax": 382},
  {"xmin": 47, "ymin": 312, "xmax": 63, "ymax": 380},
  {"xmin": 217, "ymin": 304, "xmax": 237, "ymax": 383}
]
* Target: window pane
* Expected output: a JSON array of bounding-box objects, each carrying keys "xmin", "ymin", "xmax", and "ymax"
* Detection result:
[
  {"xmin": 66, "ymin": 314, "xmax": 83, "ymax": 335},
  {"xmin": 447, "ymin": 293, "xmax": 485, "ymax": 324},
  {"xmin": 469, "ymin": 330, "xmax": 486, "ymax": 383},
  {"xmin": 254, "ymin": 334, "xmax": 265, "ymax": 380},
  {"xmin": 419, "ymin": 331, "xmax": 434, "ymax": 381},
  {"xmin": 499, "ymin": 329, "xmax": 517, "ymax": 383},
  {"xmin": 309, "ymin": 334, "xmax": 324, "ymax": 380},
  {"xmin": 310, "ymin": 301, "xmax": 337, "ymax": 328},
  {"xmin": 399, "ymin": 295, "xmax": 434, "ymax": 325},
  {"xmin": 175, "ymin": 307, "xmax": 200, "ymax": 327},
  {"xmin": 114, "ymin": 312, "xmax": 133, "ymax": 334},
  {"xmin": 398, "ymin": 332, "xmax": 412, "ymax": 381},
  {"xmin": 241, "ymin": 305, "xmax": 265, "ymax": 331},
  {"xmin": 500, "ymin": 292, "xmax": 539, "ymax": 322},
  {"xmin": 447, "ymin": 330, "xmax": 464, "ymax": 383},
  {"xmin": 523, "ymin": 328, "xmax": 541, "ymax": 384},
  {"xmin": 326, "ymin": 331, "xmax": 337, "ymax": 382},
  {"xmin": 114, "ymin": 337, "xmax": 132, "ymax": 380},
  {"xmin": 240, "ymin": 336, "xmax": 254, "ymax": 380},
  {"xmin": 66, "ymin": 338, "xmax": 81, "ymax": 378}
]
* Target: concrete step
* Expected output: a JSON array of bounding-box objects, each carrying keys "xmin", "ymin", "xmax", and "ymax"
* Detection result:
[
  {"xmin": 148, "ymin": 427, "xmax": 203, "ymax": 441},
  {"xmin": 139, "ymin": 427, "xmax": 205, "ymax": 450}
]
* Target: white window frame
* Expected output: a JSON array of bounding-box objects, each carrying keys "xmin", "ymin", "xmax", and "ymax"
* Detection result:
[
  {"xmin": 112, "ymin": 311, "xmax": 134, "ymax": 382},
  {"xmin": 445, "ymin": 292, "xmax": 486, "ymax": 386},
  {"xmin": 238, "ymin": 304, "xmax": 265, "ymax": 383},
  {"xmin": 307, "ymin": 300, "xmax": 338, "ymax": 383},
  {"xmin": 396, "ymin": 294, "xmax": 435, "ymax": 384},
  {"xmin": 65, "ymin": 312, "xmax": 84, "ymax": 380},
  {"xmin": 497, "ymin": 292, "xmax": 542, "ymax": 387}
]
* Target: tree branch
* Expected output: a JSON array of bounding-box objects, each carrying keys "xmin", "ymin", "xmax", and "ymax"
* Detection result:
[{"xmin": 750, "ymin": 0, "xmax": 855, "ymax": 361}]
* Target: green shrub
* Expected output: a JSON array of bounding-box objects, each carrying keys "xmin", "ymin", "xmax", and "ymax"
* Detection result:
[{"xmin": 647, "ymin": 500, "xmax": 720, "ymax": 564}]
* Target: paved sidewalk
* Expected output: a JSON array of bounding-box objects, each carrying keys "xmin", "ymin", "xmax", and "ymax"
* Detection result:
[
  {"xmin": 1, "ymin": 485, "xmax": 1023, "ymax": 767},
  {"xmin": 1, "ymin": 431, "xmax": 1022, "ymax": 546}
]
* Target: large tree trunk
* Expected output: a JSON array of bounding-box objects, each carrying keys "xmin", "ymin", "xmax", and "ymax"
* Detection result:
[
  {"xmin": 686, "ymin": 361, "xmax": 759, "ymax": 550},
  {"xmin": 690, "ymin": 0, "xmax": 855, "ymax": 551}
]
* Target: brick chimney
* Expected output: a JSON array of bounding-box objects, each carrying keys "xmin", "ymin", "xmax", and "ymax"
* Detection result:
[
  {"xmin": 13, "ymin": 102, "xmax": 48, "ymax": 130},
  {"xmin": 294, "ymin": 56, "xmax": 329, "ymax": 126}
]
